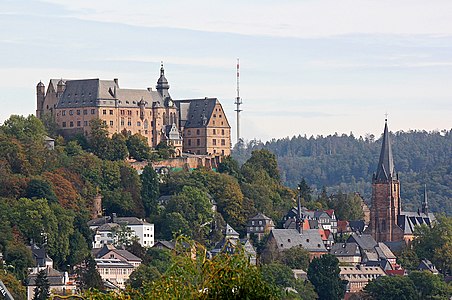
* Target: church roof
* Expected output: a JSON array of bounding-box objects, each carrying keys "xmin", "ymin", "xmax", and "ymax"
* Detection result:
[
  {"xmin": 397, "ymin": 211, "xmax": 436, "ymax": 235},
  {"xmin": 375, "ymin": 120, "xmax": 395, "ymax": 182}
]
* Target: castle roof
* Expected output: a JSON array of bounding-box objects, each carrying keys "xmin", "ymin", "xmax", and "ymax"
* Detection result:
[
  {"xmin": 375, "ymin": 120, "xmax": 395, "ymax": 182},
  {"xmin": 175, "ymin": 98, "xmax": 219, "ymax": 128}
]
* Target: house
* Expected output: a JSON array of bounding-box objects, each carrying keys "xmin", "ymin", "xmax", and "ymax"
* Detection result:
[
  {"xmin": 29, "ymin": 244, "xmax": 53, "ymax": 273},
  {"xmin": 27, "ymin": 268, "xmax": 76, "ymax": 300},
  {"xmin": 346, "ymin": 233, "xmax": 397, "ymax": 269},
  {"xmin": 283, "ymin": 207, "xmax": 337, "ymax": 234},
  {"xmin": 88, "ymin": 215, "xmax": 154, "ymax": 248},
  {"xmin": 340, "ymin": 265, "xmax": 386, "ymax": 293},
  {"xmin": 263, "ymin": 229, "xmax": 328, "ymax": 261},
  {"xmin": 330, "ymin": 243, "xmax": 361, "ymax": 265},
  {"xmin": 246, "ymin": 213, "xmax": 275, "ymax": 241},
  {"xmin": 95, "ymin": 259, "xmax": 136, "ymax": 289},
  {"xmin": 418, "ymin": 259, "xmax": 439, "ymax": 274},
  {"xmin": 208, "ymin": 224, "xmax": 257, "ymax": 265},
  {"xmin": 92, "ymin": 244, "xmax": 142, "ymax": 268}
]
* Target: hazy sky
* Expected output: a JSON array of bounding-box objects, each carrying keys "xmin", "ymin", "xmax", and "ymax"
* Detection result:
[{"xmin": 1, "ymin": 0, "xmax": 451, "ymax": 142}]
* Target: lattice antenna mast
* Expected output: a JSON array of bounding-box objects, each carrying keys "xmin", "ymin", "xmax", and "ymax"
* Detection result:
[{"xmin": 234, "ymin": 58, "xmax": 243, "ymax": 143}]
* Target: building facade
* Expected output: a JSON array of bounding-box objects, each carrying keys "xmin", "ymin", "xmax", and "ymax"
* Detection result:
[{"xmin": 36, "ymin": 64, "xmax": 231, "ymax": 156}]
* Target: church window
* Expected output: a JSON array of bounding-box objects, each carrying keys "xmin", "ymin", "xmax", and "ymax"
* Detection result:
[
  {"xmin": 120, "ymin": 110, "xmax": 125, "ymax": 115},
  {"xmin": 219, "ymin": 114, "xmax": 222, "ymax": 118},
  {"xmin": 213, "ymin": 114, "xmax": 216, "ymax": 118},
  {"xmin": 197, "ymin": 139, "xmax": 200, "ymax": 146},
  {"xmin": 77, "ymin": 110, "xmax": 80, "ymax": 115},
  {"xmin": 222, "ymin": 150, "xmax": 224, "ymax": 155},
  {"xmin": 103, "ymin": 109, "xmax": 107, "ymax": 115},
  {"xmin": 102, "ymin": 120, "xmax": 106, "ymax": 125},
  {"xmin": 62, "ymin": 122, "xmax": 66, "ymax": 127},
  {"xmin": 69, "ymin": 110, "xmax": 74, "ymax": 115},
  {"xmin": 110, "ymin": 121, "xmax": 114, "ymax": 126},
  {"xmin": 69, "ymin": 121, "xmax": 74, "ymax": 127},
  {"xmin": 110, "ymin": 110, "xmax": 113, "ymax": 115},
  {"xmin": 188, "ymin": 139, "xmax": 191, "ymax": 146}
]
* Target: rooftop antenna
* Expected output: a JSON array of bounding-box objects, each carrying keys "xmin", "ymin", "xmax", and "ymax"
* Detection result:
[{"xmin": 235, "ymin": 58, "xmax": 243, "ymax": 143}]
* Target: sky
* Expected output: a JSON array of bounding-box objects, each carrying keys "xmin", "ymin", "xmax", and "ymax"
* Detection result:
[{"xmin": 0, "ymin": 0, "xmax": 451, "ymax": 143}]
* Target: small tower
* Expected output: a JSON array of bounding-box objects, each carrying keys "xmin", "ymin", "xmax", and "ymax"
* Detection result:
[
  {"xmin": 36, "ymin": 81, "xmax": 45, "ymax": 118},
  {"xmin": 56, "ymin": 79, "xmax": 66, "ymax": 95},
  {"xmin": 156, "ymin": 62, "xmax": 170, "ymax": 99},
  {"xmin": 422, "ymin": 184, "xmax": 429, "ymax": 214},
  {"xmin": 92, "ymin": 193, "xmax": 103, "ymax": 219},
  {"xmin": 369, "ymin": 119, "xmax": 403, "ymax": 242}
]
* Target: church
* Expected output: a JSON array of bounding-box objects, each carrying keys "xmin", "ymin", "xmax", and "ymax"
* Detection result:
[
  {"xmin": 368, "ymin": 120, "xmax": 435, "ymax": 243},
  {"xmin": 36, "ymin": 64, "xmax": 231, "ymax": 157}
]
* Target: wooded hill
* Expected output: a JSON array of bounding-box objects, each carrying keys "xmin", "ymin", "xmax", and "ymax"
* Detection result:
[{"xmin": 232, "ymin": 129, "xmax": 452, "ymax": 215}]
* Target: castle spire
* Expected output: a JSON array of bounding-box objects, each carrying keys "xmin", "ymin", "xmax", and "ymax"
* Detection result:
[
  {"xmin": 156, "ymin": 61, "xmax": 170, "ymax": 98},
  {"xmin": 296, "ymin": 186, "xmax": 303, "ymax": 233},
  {"xmin": 422, "ymin": 184, "xmax": 429, "ymax": 214},
  {"xmin": 374, "ymin": 119, "xmax": 395, "ymax": 182}
]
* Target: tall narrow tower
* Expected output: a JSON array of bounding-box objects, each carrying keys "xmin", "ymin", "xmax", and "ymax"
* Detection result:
[
  {"xmin": 235, "ymin": 58, "xmax": 243, "ymax": 143},
  {"xmin": 369, "ymin": 119, "xmax": 403, "ymax": 242}
]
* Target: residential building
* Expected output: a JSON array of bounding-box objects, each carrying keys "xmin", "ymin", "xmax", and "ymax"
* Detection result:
[
  {"xmin": 246, "ymin": 213, "xmax": 275, "ymax": 241},
  {"xmin": 27, "ymin": 268, "xmax": 76, "ymax": 300},
  {"xmin": 367, "ymin": 120, "xmax": 435, "ymax": 242},
  {"xmin": 330, "ymin": 243, "xmax": 361, "ymax": 265},
  {"xmin": 283, "ymin": 207, "xmax": 337, "ymax": 234},
  {"xmin": 36, "ymin": 64, "xmax": 231, "ymax": 156},
  {"xmin": 340, "ymin": 265, "xmax": 386, "ymax": 293}
]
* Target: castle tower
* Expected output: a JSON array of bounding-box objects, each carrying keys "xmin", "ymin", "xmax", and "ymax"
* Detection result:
[
  {"xmin": 56, "ymin": 79, "xmax": 66, "ymax": 95},
  {"xmin": 369, "ymin": 120, "xmax": 402, "ymax": 242},
  {"xmin": 36, "ymin": 81, "xmax": 45, "ymax": 118},
  {"xmin": 156, "ymin": 62, "xmax": 170, "ymax": 99}
]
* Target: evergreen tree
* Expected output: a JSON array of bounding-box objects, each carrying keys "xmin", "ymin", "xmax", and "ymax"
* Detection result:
[
  {"xmin": 33, "ymin": 269, "xmax": 50, "ymax": 300},
  {"xmin": 307, "ymin": 254, "xmax": 346, "ymax": 300},
  {"xmin": 141, "ymin": 165, "xmax": 160, "ymax": 216},
  {"xmin": 78, "ymin": 255, "xmax": 104, "ymax": 291}
]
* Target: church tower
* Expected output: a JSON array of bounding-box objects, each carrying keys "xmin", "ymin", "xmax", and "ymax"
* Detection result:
[{"xmin": 369, "ymin": 120, "xmax": 403, "ymax": 242}]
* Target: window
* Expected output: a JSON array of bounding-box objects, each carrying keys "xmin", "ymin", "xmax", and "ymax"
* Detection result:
[
  {"xmin": 120, "ymin": 118, "xmax": 124, "ymax": 126},
  {"xmin": 110, "ymin": 120, "xmax": 113, "ymax": 126},
  {"xmin": 103, "ymin": 109, "xmax": 107, "ymax": 115},
  {"xmin": 69, "ymin": 121, "xmax": 74, "ymax": 127},
  {"xmin": 128, "ymin": 110, "xmax": 132, "ymax": 116},
  {"xmin": 120, "ymin": 110, "xmax": 125, "ymax": 115},
  {"xmin": 62, "ymin": 122, "xmax": 66, "ymax": 127},
  {"xmin": 219, "ymin": 114, "xmax": 222, "ymax": 118},
  {"xmin": 187, "ymin": 130, "xmax": 191, "ymax": 136},
  {"xmin": 213, "ymin": 129, "xmax": 216, "ymax": 135},
  {"xmin": 196, "ymin": 129, "xmax": 200, "ymax": 135},
  {"xmin": 91, "ymin": 109, "xmax": 95, "ymax": 114},
  {"xmin": 83, "ymin": 109, "xmax": 88, "ymax": 115},
  {"xmin": 222, "ymin": 129, "xmax": 225, "ymax": 135},
  {"xmin": 68, "ymin": 110, "xmax": 73, "ymax": 115},
  {"xmin": 127, "ymin": 118, "xmax": 131, "ymax": 126},
  {"xmin": 76, "ymin": 110, "xmax": 80, "ymax": 115},
  {"xmin": 197, "ymin": 139, "xmax": 200, "ymax": 146},
  {"xmin": 109, "ymin": 110, "xmax": 113, "ymax": 115},
  {"xmin": 213, "ymin": 139, "xmax": 216, "ymax": 146},
  {"xmin": 77, "ymin": 121, "xmax": 81, "ymax": 127},
  {"xmin": 251, "ymin": 221, "xmax": 255, "ymax": 225},
  {"xmin": 137, "ymin": 121, "xmax": 141, "ymax": 126},
  {"xmin": 221, "ymin": 139, "xmax": 225, "ymax": 146},
  {"xmin": 84, "ymin": 121, "xmax": 88, "ymax": 126},
  {"xmin": 62, "ymin": 110, "xmax": 66, "ymax": 116},
  {"xmin": 188, "ymin": 139, "xmax": 191, "ymax": 146}
]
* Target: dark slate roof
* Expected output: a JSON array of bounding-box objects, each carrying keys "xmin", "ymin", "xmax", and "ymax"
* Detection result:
[
  {"xmin": 113, "ymin": 217, "xmax": 151, "ymax": 226},
  {"xmin": 349, "ymin": 220, "xmax": 366, "ymax": 233},
  {"xmin": 375, "ymin": 243, "xmax": 396, "ymax": 260},
  {"xmin": 374, "ymin": 121, "xmax": 395, "ymax": 182},
  {"xmin": 223, "ymin": 224, "xmax": 240, "ymax": 238},
  {"xmin": 94, "ymin": 245, "xmax": 141, "ymax": 262},
  {"xmin": 28, "ymin": 268, "xmax": 65, "ymax": 286},
  {"xmin": 330, "ymin": 243, "xmax": 360, "ymax": 257},
  {"xmin": 397, "ymin": 211, "xmax": 436, "ymax": 235},
  {"xmin": 87, "ymin": 217, "xmax": 111, "ymax": 227},
  {"xmin": 347, "ymin": 233, "xmax": 377, "ymax": 251},
  {"xmin": 383, "ymin": 241, "xmax": 406, "ymax": 253},
  {"xmin": 174, "ymin": 98, "xmax": 218, "ymax": 128},
  {"xmin": 270, "ymin": 229, "xmax": 327, "ymax": 253}
]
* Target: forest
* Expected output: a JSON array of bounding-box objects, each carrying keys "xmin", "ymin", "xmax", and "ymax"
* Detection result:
[{"xmin": 232, "ymin": 129, "xmax": 452, "ymax": 215}]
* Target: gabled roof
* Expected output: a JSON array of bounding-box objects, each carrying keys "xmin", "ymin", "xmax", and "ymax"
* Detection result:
[
  {"xmin": 223, "ymin": 224, "xmax": 239, "ymax": 238},
  {"xmin": 270, "ymin": 229, "xmax": 327, "ymax": 253},
  {"xmin": 397, "ymin": 211, "xmax": 435, "ymax": 235},
  {"xmin": 375, "ymin": 242, "xmax": 396, "ymax": 260},
  {"xmin": 347, "ymin": 233, "xmax": 377, "ymax": 251},
  {"xmin": 331, "ymin": 243, "xmax": 360, "ymax": 257},
  {"xmin": 94, "ymin": 244, "xmax": 141, "ymax": 262},
  {"xmin": 374, "ymin": 121, "xmax": 395, "ymax": 182},
  {"xmin": 113, "ymin": 217, "xmax": 152, "ymax": 226},
  {"xmin": 174, "ymin": 98, "xmax": 218, "ymax": 128}
]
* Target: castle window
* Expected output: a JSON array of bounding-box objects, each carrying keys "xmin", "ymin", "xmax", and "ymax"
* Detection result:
[
  {"xmin": 69, "ymin": 110, "xmax": 74, "ymax": 115},
  {"xmin": 145, "ymin": 130, "xmax": 148, "ymax": 134},
  {"xmin": 77, "ymin": 110, "xmax": 80, "ymax": 115},
  {"xmin": 222, "ymin": 129, "xmax": 225, "ymax": 135},
  {"xmin": 91, "ymin": 109, "xmax": 95, "ymax": 114},
  {"xmin": 144, "ymin": 120, "xmax": 148, "ymax": 129},
  {"xmin": 137, "ymin": 121, "xmax": 141, "ymax": 127},
  {"xmin": 196, "ymin": 129, "xmax": 200, "ymax": 135},
  {"xmin": 102, "ymin": 120, "xmax": 106, "ymax": 125},
  {"xmin": 128, "ymin": 110, "xmax": 132, "ymax": 116},
  {"xmin": 221, "ymin": 122, "xmax": 223, "ymax": 125},
  {"xmin": 127, "ymin": 118, "xmax": 131, "ymax": 126},
  {"xmin": 120, "ymin": 110, "xmax": 125, "ymax": 115},
  {"xmin": 187, "ymin": 130, "xmax": 191, "ymax": 136},
  {"xmin": 221, "ymin": 139, "xmax": 225, "ymax": 146},
  {"xmin": 213, "ymin": 139, "xmax": 216, "ymax": 146},
  {"xmin": 222, "ymin": 150, "xmax": 224, "ymax": 155},
  {"xmin": 83, "ymin": 109, "xmax": 88, "ymax": 115},
  {"xmin": 219, "ymin": 114, "xmax": 222, "ymax": 118},
  {"xmin": 188, "ymin": 139, "xmax": 191, "ymax": 146},
  {"xmin": 84, "ymin": 121, "xmax": 88, "ymax": 126},
  {"xmin": 70, "ymin": 121, "xmax": 74, "ymax": 127},
  {"xmin": 77, "ymin": 121, "xmax": 81, "ymax": 127},
  {"xmin": 62, "ymin": 122, "xmax": 66, "ymax": 127},
  {"xmin": 120, "ymin": 118, "xmax": 124, "ymax": 126},
  {"xmin": 110, "ymin": 121, "xmax": 114, "ymax": 126},
  {"xmin": 213, "ymin": 129, "xmax": 216, "ymax": 135},
  {"xmin": 110, "ymin": 110, "xmax": 113, "ymax": 115},
  {"xmin": 62, "ymin": 110, "xmax": 66, "ymax": 116},
  {"xmin": 197, "ymin": 139, "xmax": 200, "ymax": 146},
  {"xmin": 103, "ymin": 109, "xmax": 107, "ymax": 115},
  {"xmin": 213, "ymin": 114, "xmax": 216, "ymax": 118}
]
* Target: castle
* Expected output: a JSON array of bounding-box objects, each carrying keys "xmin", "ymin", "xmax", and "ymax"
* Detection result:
[
  {"xmin": 36, "ymin": 64, "xmax": 231, "ymax": 157},
  {"xmin": 368, "ymin": 120, "xmax": 435, "ymax": 243}
]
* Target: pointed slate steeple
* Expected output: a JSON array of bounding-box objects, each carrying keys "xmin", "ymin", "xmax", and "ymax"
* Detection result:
[
  {"xmin": 422, "ymin": 184, "xmax": 429, "ymax": 214},
  {"xmin": 374, "ymin": 120, "xmax": 395, "ymax": 182},
  {"xmin": 156, "ymin": 62, "xmax": 170, "ymax": 99}
]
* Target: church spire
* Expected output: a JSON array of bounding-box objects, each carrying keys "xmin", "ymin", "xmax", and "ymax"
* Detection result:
[
  {"xmin": 422, "ymin": 184, "xmax": 429, "ymax": 214},
  {"xmin": 374, "ymin": 119, "xmax": 395, "ymax": 182}
]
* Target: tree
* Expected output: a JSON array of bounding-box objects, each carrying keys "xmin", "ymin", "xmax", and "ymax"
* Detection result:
[
  {"xmin": 298, "ymin": 178, "xmax": 312, "ymax": 202},
  {"xmin": 1, "ymin": 115, "xmax": 47, "ymax": 144},
  {"xmin": 127, "ymin": 134, "xmax": 151, "ymax": 161},
  {"xmin": 0, "ymin": 270, "xmax": 26, "ymax": 300},
  {"xmin": 242, "ymin": 149, "xmax": 280, "ymax": 182},
  {"xmin": 364, "ymin": 276, "xmax": 417, "ymax": 300},
  {"xmin": 218, "ymin": 156, "xmax": 242, "ymax": 181},
  {"xmin": 141, "ymin": 165, "xmax": 160, "ymax": 216},
  {"xmin": 25, "ymin": 178, "xmax": 58, "ymax": 203},
  {"xmin": 327, "ymin": 193, "xmax": 364, "ymax": 221},
  {"xmin": 307, "ymin": 254, "xmax": 346, "ymax": 300},
  {"xmin": 408, "ymin": 270, "xmax": 452, "ymax": 299},
  {"xmin": 109, "ymin": 133, "xmax": 128, "ymax": 161},
  {"xmin": 3, "ymin": 241, "xmax": 34, "ymax": 281},
  {"xmin": 78, "ymin": 255, "xmax": 104, "ymax": 291},
  {"xmin": 397, "ymin": 247, "xmax": 420, "ymax": 271},
  {"xmin": 128, "ymin": 264, "xmax": 161, "ymax": 289},
  {"xmin": 280, "ymin": 246, "xmax": 310, "ymax": 270},
  {"xmin": 155, "ymin": 141, "xmax": 175, "ymax": 159},
  {"xmin": 33, "ymin": 269, "xmax": 50, "ymax": 300},
  {"xmin": 88, "ymin": 119, "xmax": 111, "ymax": 160}
]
